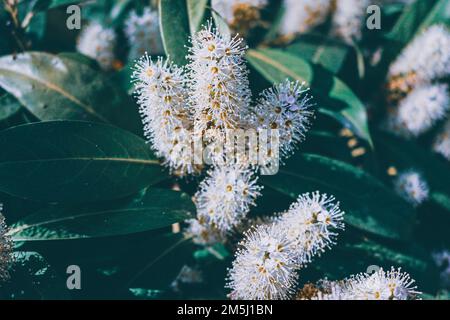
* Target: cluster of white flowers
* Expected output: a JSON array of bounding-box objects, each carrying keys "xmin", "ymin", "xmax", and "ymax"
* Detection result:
[
  {"xmin": 227, "ymin": 191, "xmax": 345, "ymax": 300},
  {"xmin": 386, "ymin": 84, "xmax": 450, "ymax": 138},
  {"xmin": 124, "ymin": 7, "xmax": 164, "ymax": 62},
  {"xmin": 433, "ymin": 119, "xmax": 450, "ymax": 161},
  {"xmin": 77, "ymin": 21, "xmax": 116, "ymax": 71},
  {"xmin": 279, "ymin": 0, "xmax": 331, "ymax": 37},
  {"xmin": 212, "ymin": 0, "xmax": 268, "ymax": 35},
  {"xmin": 394, "ymin": 170, "xmax": 430, "ymax": 207},
  {"xmin": 332, "ymin": 0, "xmax": 370, "ymax": 44},
  {"xmin": 0, "ymin": 204, "xmax": 11, "ymax": 281},
  {"xmin": 313, "ymin": 267, "xmax": 419, "ymax": 300},
  {"xmin": 386, "ymin": 25, "xmax": 450, "ymax": 138},
  {"xmin": 388, "ymin": 25, "xmax": 450, "ymax": 85},
  {"xmin": 133, "ymin": 21, "xmax": 314, "ymax": 241}
]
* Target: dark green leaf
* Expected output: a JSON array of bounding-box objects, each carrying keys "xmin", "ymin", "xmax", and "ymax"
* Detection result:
[
  {"xmin": 0, "ymin": 121, "xmax": 167, "ymax": 204},
  {"xmin": 246, "ymin": 48, "xmax": 372, "ymax": 146},
  {"xmin": 0, "ymin": 252, "xmax": 70, "ymax": 300},
  {"xmin": 0, "ymin": 94, "xmax": 22, "ymax": 122},
  {"xmin": 187, "ymin": 0, "xmax": 209, "ymax": 34},
  {"xmin": 0, "ymin": 52, "xmax": 141, "ymax": 134},
  {"xmin": 9, "ymin": 188, "xmax": 194, "ymax": 241},
  {"xmin": 260, "ymin": 153, "xmax": 414, "ymax": 240},
  {"xmin": 285, "ymin": 34, "xmax": 350, "ymax": 74},
  {"xmin": 32, "ymin": 0, "xmax": 80, "ymax": 11},
  {"xmin": 159, "ymin": 0, "xmax": 191, "ymax": 66}
]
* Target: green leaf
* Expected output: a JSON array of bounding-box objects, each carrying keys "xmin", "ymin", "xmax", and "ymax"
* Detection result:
[
  {"xmin": 0, "ymin": 52, "xmax": 141, "ymax": 134},
  {"xmin": 32, "ymin": 0, "xmax": 80, "ymax": 11},
  {"xmin": 9, "ymin": 188, "xmax": 194, "ymax": 241},
  {"xmin": 57, "ymin": 52, "xmax": 100, "ymax": 70},
  {"xmin": 260, "ymin": 153, "xmax": 414, "ymax": 240},
  {"xmin": 0, "ymin": 121, "xmax": 167, "ymax": 204},
  {"xmin": 0, "ymin": 252, "xmax": 70, "ymax": 300},
  {"xmin": 187, "ymin": 0, "xmax": 209, "ymax": 34},
  {"xmin": 374, "ymin": 131, "xmax": 450, "ymax": 212},
  {"xmin": 159, "ymin": 0, "xmax": 191, "ymax": 66},
  {"xmin": 285, "ymin": 34, "xmax": 350, "ymax": 74},
  {"xmin": 246, "ymin": 48, "xmax": 372, "ymax": 146},
  {"xmin": 0, "ymin": 94, "xmax": 22, "ymax": 122}
]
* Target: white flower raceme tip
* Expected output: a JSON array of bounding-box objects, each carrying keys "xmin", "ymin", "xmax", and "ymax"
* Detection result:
[
  {"xmin": 77, "ymin": 21, "xmax": 116, "ymax": 70},
  {"xmin": 394, "ymin": 170, "xmax": 429, "ymax": 206},
  {"xmin": 385, "ymin": 83, "xmax": 449, "ymax": 138},
  {"xmin": 195, "ymin": 164, "xmax": 262, "ymax": 232},
  {"xmin": 279, "ymin": 191, "xmax": 345, "ymax": 264},
  {"xmin": 246, "ymin": 79, "xmax": 314, "ymax": 159},
  {"xmin": 279, "ymin": 0, "xmax": 332, "ymax": 36},
  {"xmin": 227, "ymin": 224, "xmax": 299, "ymax": 300},
  {"xmin": 124, "ymin": 7, "xmax": 164, "ymax": 62},
  {"xmin": 187, "ymin": 22, "xmax": 252, "ymax": 133}
]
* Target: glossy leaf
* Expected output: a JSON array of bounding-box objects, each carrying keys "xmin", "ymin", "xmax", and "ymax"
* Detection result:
[
  {"xmin": 0, "ymin": 121, "xmax": 167, "ymax": 204},
  {"xmin": 159, "ymin": 0, "xmax": 191, "ymax": 66},
  {"xmin": 0, "ymin": 52, "xmax": 141, "ymax": 134},
  {"xmin": 187, "ymin": 0, "xmax": 209, "ymax": 34},
  {"xmin": 9, "ymin": 188, "xmax": 194, "ymax": 241}
]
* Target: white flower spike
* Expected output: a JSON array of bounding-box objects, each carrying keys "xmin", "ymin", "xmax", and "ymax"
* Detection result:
[
  {"xmin": 124, "ymin": 7, "xmax": 164, "ymax": 62},
  {"xmin": 77, "ymin": 21, "xmax": 116, "ymax": 70},
  {"xmin": 246, "ymin": 79, "xmax": 314, "ymax": 159},
  {"xmin": 279, "ymin": 0, "xmax": 332, "ymax": 36},
  {"xmin": 132, "ymin": 55, "xmax": 195, "ymax": 175},
  {"xmin": 389, "ymin": 25, "xmax": 450, "ymax": 85},
  {"xmin": 386, "ymin": 84, "xmax": 449, "ymax": 138},
  {"xmin": 332, "ymin": 0, "xmax": 370, "ymax": 44}
]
